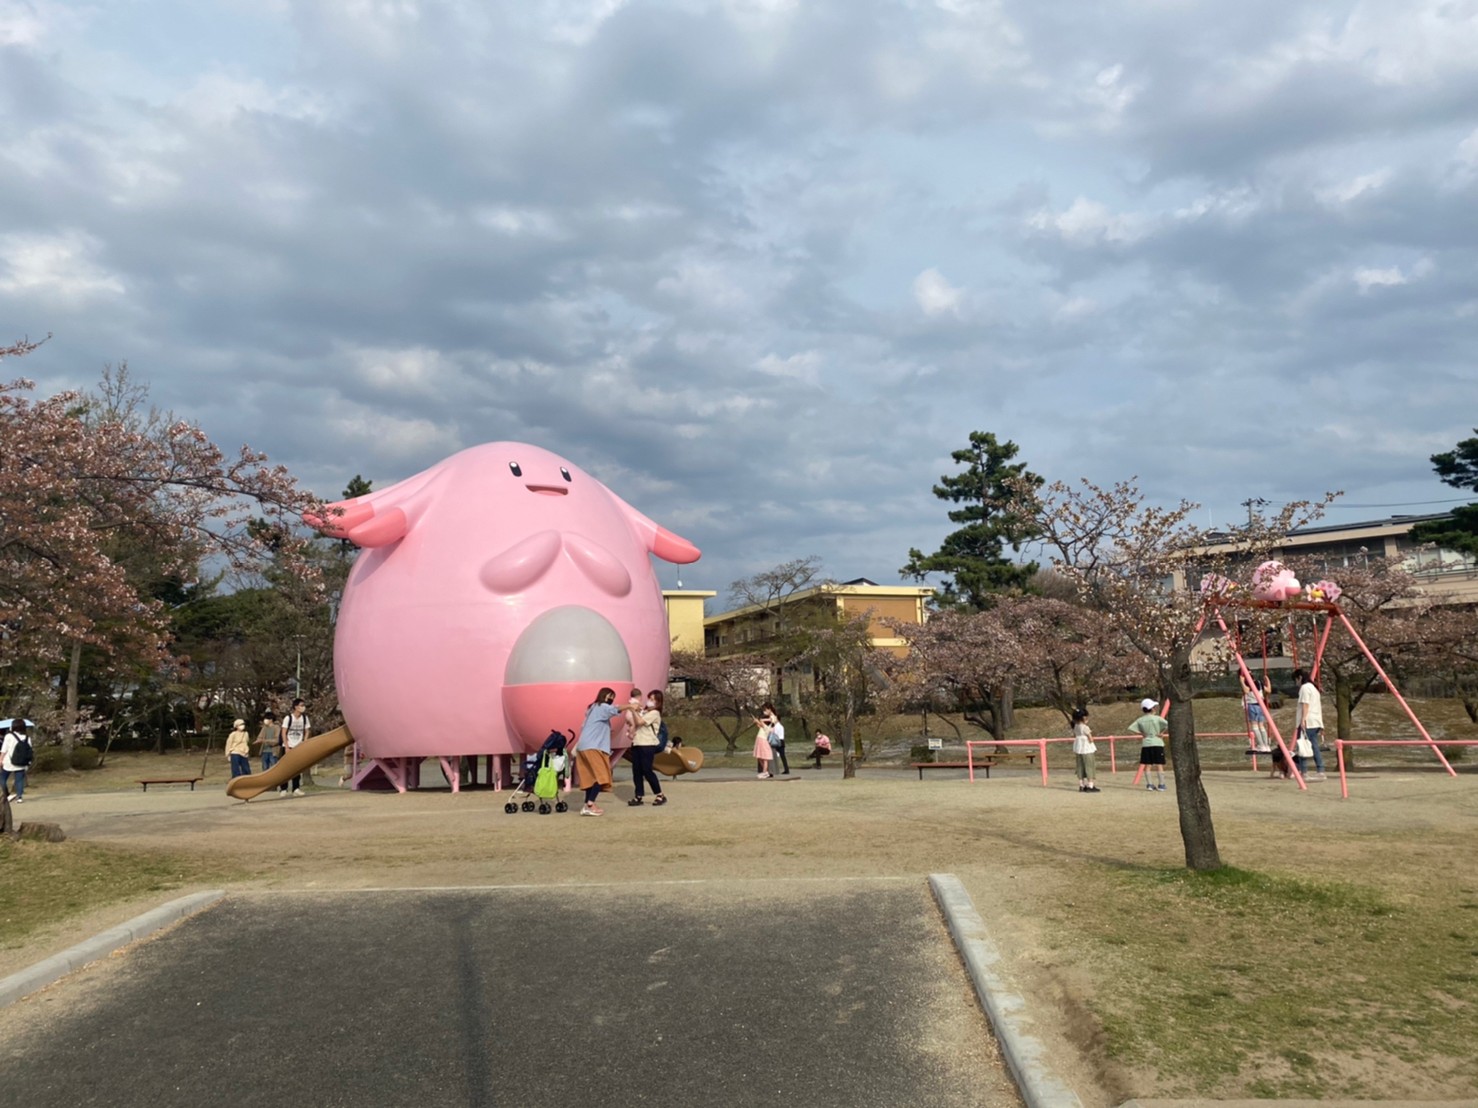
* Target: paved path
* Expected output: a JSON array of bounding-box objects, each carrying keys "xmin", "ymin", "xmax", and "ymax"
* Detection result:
[{"xmin": 1, "ymin": 880, "xmax": 1022, "ymax": 1108}]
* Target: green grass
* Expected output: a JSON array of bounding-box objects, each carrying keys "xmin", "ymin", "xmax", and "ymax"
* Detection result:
[
  {"xmin": 0, "ymin": 839, "xmax": 252, "ymax": 951},
  {"xmin": 1078, "ymin": 864, "xmax": 1478, "ymax": 1097}
]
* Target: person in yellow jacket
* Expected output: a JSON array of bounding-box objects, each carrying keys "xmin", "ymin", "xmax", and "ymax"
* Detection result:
[{"xmin": 226, "ymin": 719, "xmax": 252, "ymax": 778}]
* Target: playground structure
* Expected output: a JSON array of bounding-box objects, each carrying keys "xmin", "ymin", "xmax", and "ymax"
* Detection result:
[
  {"xmin": 227, "ymin": 442, "xmax": 702, "ymax": 798},
  {"xmin": 952, "ymin": 562, "xmax": 1460, "ymax": 798},
  {"xmin": 1195, "ymin": 561, "xmax": 1454, "ymax": 796}
]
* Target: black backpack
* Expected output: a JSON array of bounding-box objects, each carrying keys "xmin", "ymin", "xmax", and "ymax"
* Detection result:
[
  {"xmin": 11, "ymin": 736, "xmax": 33, "ymax": 767},
  {"xmin": 656, "ymin": 721, "xmax": 669, "ymax": 752}
]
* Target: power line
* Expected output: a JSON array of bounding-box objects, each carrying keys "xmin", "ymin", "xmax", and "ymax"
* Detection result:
[{"xmin": 1328, "ymin": 496, "xmax": 1471, "ymax": 509}]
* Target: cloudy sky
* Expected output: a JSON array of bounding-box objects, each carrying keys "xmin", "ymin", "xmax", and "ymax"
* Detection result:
[{"xmin": 4, "ymin": 0, "xmax": 1477, "ymax": 608}]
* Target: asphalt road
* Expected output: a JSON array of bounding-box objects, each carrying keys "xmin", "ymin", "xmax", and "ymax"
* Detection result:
[{"xmin": 1, "ymin": 881, "xmax": 1021, "ymax": 1108}]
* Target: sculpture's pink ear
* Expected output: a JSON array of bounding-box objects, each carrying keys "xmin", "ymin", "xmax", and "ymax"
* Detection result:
[
  {"xmin": 618, "ymin": 499, "xmax": 701, "ymax": 564},
  {"xmin": 652, "ymin": 525, "xmax": 701, "ymax": 565}
]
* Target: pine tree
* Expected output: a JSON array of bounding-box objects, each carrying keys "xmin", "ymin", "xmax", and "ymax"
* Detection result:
[{"xmin": 901, "ymin": 431, "xmax": 1041, "ymax": 609}]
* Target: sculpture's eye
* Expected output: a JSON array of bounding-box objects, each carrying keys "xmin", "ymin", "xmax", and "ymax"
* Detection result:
[
  {"xmin": 509, "ymin": 461, "xmax": 522, "ymax": 477},
  {"xmin": 560, "ymin": 467, "xmax": 572, "ymax": 482}
]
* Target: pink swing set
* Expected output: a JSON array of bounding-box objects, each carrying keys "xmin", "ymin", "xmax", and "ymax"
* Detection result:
[{"xmin": 1193, "ymin": 564, "xmax": 1456, "ymax": 797}]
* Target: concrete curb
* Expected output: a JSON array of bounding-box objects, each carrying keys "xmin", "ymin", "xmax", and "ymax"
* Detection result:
[
  {"xmin": 930, "ymin": 873, "xmax": 1083, "ymax": 1108},
  {"xmin": 0, "ymin": 890, "xmax": 226, "ymax": 1009}
]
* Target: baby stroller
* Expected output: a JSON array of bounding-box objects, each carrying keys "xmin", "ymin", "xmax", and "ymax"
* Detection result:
[{"xmin": 505, "ymin": 730, "xmax": 572, "ymax": 815}]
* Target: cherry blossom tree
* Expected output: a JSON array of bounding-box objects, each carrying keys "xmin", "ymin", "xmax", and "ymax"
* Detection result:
[
  {"xmin": 890, "ymin": 606, "xmax": 1027, "ymax": 741},
  {"xmin": 792, "ymin": 609, "xmax": 892, "ymax": 778},
  {"xmin": 1, "ymin": 339, "xmax": 318, "ymax": 746},
  {"xmin": 1014, "ymin": 477, "xmax": 1334, "ymax": 871},
  {"xmin": 1010, "ymin": 596, "xmax": 1154, "ymax": 724},
  {"xmin": 669, "ymin": 648, "xmax": 773, "ymax": 754}
]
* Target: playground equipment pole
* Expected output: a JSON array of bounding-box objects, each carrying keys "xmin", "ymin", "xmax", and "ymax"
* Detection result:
[{"xmin": 1333, "ymin": 608, "xmax": 1455, "ymax": 776}]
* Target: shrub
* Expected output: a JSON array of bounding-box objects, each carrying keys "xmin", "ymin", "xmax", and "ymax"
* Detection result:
[
  {"xmin": 32, "ymin": 745, "xmax": 71, "ymax": 773},
  {"xmin": 909, "ymin": 744, "xmax": 936, "ymax": 763},
  {"xmin": 70, "ymin": 745, "xmax": 102, "ymax": 770}
]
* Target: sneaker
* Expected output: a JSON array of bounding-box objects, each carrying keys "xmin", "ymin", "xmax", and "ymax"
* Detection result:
[
  {"xmin": 1146, "ymin": 783, "xmax": 1155, "ymax": 791},
  {"xmin": 11, "ymin": 796, "xmax": 22, "ymax": 803},
  {"xmin": 292, "ymin": 788, "xmax": 305, "ymax": 796},
  {"xmin": 628, "ymin": 797, "xmax": 644, "ymax": 806},
  {"xmin": 1311, "ymin": 773, "xmax": 1327, "ymax": 782},
  {"xmin": 1157, "ymin": 784, "xmax": 1167, "ymax": 791},
  {"xmin": 4, "ymin": 794, "xmax": 14, "ymax": 801},
  {"xmin": 1087, "ymin": 786, "xmax": 1101, "ymax": 793},
  {"xmin": 579, "ymin": 806, "xmax": 602, "ymax": 817}
]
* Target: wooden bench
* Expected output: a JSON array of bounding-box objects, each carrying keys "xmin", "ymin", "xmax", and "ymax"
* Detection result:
[
  {"xmin": 911, "ymin": 752, "xmax": 1039, "ymax": 780},
  {"xmin": 912, "ymin": 761, "xmax": 976, "ymax": 780},
  {"xmin": 137, "ymin": 776, "xmax": 204, "ymax": 792}
]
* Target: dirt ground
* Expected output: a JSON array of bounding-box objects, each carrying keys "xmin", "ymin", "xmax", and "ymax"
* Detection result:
[{"xmin": 11, "ymin": 757, "xmax": 1478, "ymax": 1105}]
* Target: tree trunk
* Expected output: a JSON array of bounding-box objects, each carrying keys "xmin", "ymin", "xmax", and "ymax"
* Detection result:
[
  {"xmin": 1334, "ymin": 670, "xmax": 1356, "ymax": 770},
  {"xmin": 999, "ymin": 685, "xmax": 1015, "ymax": 730},
  {"xmin": 1334, "ymin": 670, "xmax": 1353, "ymax": 740},
  {"xmin": 63, "ymin": 639, "xmax": 82, "ymax": 757},
  {"xmin": 1166, "ymin": 650, "xmax": 1223, "ymax": 872}
]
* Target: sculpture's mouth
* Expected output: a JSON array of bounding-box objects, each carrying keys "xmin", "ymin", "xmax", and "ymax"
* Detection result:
[
  {"xmin": 525, "ymin": 484, "xmax": 568, "ymax": 497},
  {"xmin": 504, "ymin": 606, "xmax": 632, "ymax": 685}
]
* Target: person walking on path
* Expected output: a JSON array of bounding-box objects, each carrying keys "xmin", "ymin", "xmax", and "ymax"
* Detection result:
[
  {"xmin": 2, "ymin": 724, "xmax": 33, "ymax": 804},
  {"xmin": 255, "ymin": 711, "xmax": 281, "ymax": 774},
  {"xmin": 226, "ymin": 719, "xmax": 252, "ymax": 778},
  {"xmin": 627, "ymin": 690, "xmax": 667, "ymax": 807},
  {"xmin": 1129, "ymin": 698, "xmax": 1169, "ymax": 792},
  {"xmin": 278, "ymin": 698, "xmax": 311, "ymax": 796},
  {"xmin": 761, "ymin": 703, "xmax": 790, "ymax": 775},
  {"xmin": 575, "ymin": 687, "xmax": 621, "ymax": 816},
  {"xmin": 751, "ymin": 711, "xmax": 774, "ymax": 778},
  {"xmin": 1292, "ymin": 668, "xmax": 1327, "ymax": 781},
  {"xmin": 1072, "ymin": 708, "xmax": 1099, "ymax": 793}
]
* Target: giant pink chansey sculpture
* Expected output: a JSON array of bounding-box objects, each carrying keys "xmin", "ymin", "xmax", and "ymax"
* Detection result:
[{"xmin": 307, "ymin": 443, "xmax": 700, "ymax": 784}]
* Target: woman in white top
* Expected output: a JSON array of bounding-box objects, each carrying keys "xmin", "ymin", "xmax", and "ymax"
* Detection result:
[
  {"xmin": 1072, "ymin": 708, "xmax": 1099, "ymax": 793},
  {"xmin": 627, "ymin": 690, "xmax": 667, "ymax": 807},
  {"xmin": 2, "ymin": 725, "xmax": 33, "ymax": 803}
]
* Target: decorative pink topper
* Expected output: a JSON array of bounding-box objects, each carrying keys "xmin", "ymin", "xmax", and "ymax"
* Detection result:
[
  {"xmin": 1305, "ymin": 579, "xmax": 1342, "ymax": 602},
  {"xmin": 305, "ymin": 443, "xmax": 701, "ymax": 760},
  {"xmin": 1251, "ymin": 560, "xmax": 1301, "ymax": 602},
  {"xmin": 1199, "ymin": 572, "xmax": 1238, "ymax": 597}
]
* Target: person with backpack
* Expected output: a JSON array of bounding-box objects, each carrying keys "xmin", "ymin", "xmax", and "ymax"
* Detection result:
[
  {"xmin": 278, "ymin": 698, "xmax": 311, "ymax": 797},
  {"xmin": 626, "ymin": 690, "xmax": 667, "ymax": 807},
  {"xmin": 3, "ymin": 723, "xmax": 35, "ymax": 804}
]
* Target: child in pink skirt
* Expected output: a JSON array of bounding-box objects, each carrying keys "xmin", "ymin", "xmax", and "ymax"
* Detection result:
[{"xmin": 752, "ymin": 715, "xmax": 774, "ymax": 778}]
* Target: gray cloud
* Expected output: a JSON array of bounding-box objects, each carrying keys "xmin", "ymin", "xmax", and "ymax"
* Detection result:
[{"xmin": 3, "ymin": 0, "xmax": 1476, "ymax": 605}]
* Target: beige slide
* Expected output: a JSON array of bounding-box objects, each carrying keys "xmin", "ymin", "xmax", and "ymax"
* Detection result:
[
  {"xmin": 225, "ymin": 725, "xmax": 354, "ymax": 801},
  {"xmin": 654, "ymin": 745, "xmax": 703, "ymax": 777}
]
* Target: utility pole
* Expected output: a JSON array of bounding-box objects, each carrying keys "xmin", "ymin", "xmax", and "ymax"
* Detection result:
[{"xmin": 1241, "ymin": 497, "xmax": 1269, "ymax": 527}]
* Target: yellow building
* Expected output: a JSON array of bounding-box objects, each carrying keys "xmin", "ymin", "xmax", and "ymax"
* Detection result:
[
  {"xmin": 662, "ymin": 590, "xmax": 717, "ymax": 653},
  {"xmin": 702, "ymin": 578, "xmax": 934, "ymax": 658}
]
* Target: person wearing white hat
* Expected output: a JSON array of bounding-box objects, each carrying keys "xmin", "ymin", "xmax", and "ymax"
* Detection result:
[
  {"xmin": 1129, "ymin": 698, "xmax": 1169, "ymax": 792},
  {"xmin": 226, "ymin": 719, "xmax": 253, "ymax": 778}
]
